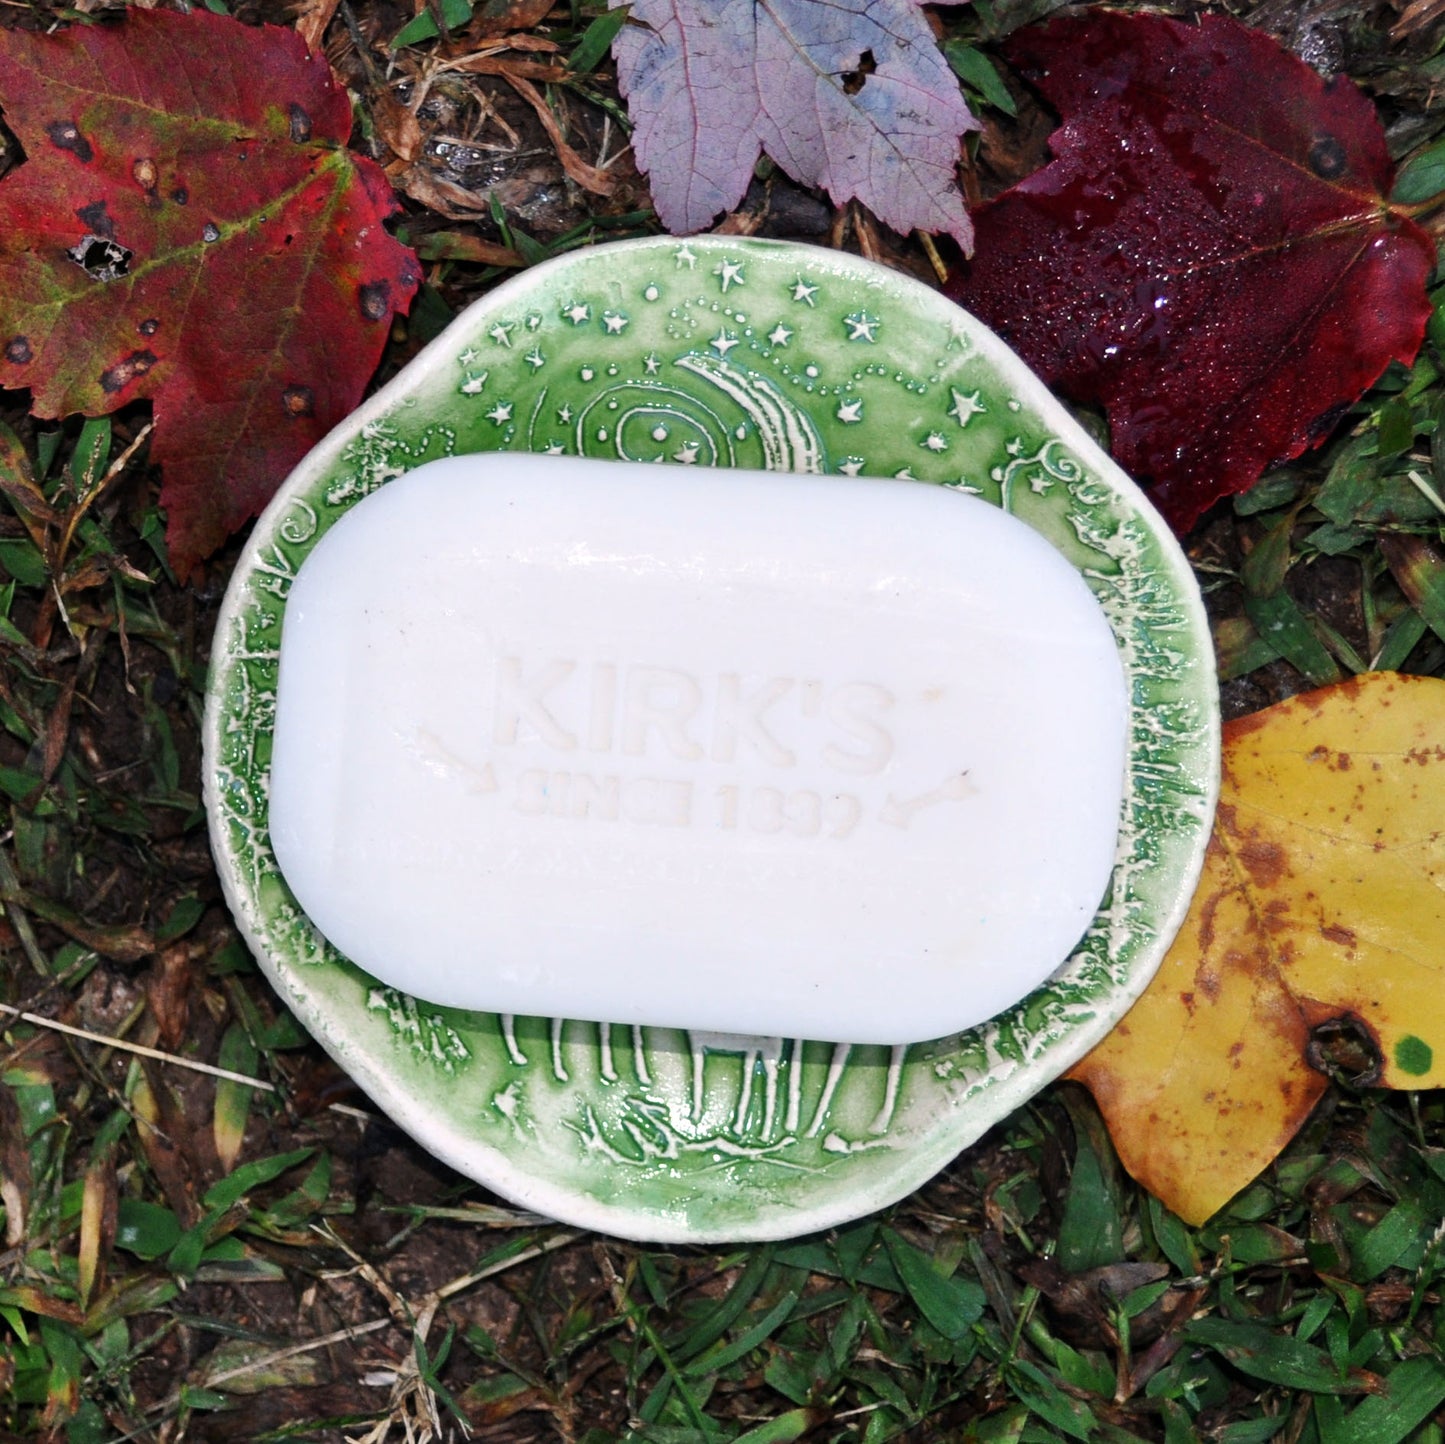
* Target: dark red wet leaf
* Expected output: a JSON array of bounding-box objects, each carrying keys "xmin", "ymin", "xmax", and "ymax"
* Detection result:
[
  {"xmin": 0, "ymin": 8, "xmax": 420, "ymax": 576},
  {"xmin": 948, "ymin": 12, "xmax": 1434, "ymax": 533}
]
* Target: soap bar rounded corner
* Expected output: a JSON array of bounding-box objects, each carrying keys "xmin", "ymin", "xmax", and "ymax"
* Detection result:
[{"xmin": 268, "ymin": 451, "xmax": 1131, "ymax": 1045}]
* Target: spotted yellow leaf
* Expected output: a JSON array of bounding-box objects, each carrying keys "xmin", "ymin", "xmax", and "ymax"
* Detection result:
[{"xmin": 1070, "ymin": 671, "xmax": 1445, "ymax": 1225}]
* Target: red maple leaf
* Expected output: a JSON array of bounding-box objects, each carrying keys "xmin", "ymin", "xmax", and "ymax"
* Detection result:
[
  {"xmin": 948, "ymin": 12, "xmax": 1434, "ymax": 534},
  {"xmin": 0, "ymin": 8, "xmax": 420, "ymax": 576}
]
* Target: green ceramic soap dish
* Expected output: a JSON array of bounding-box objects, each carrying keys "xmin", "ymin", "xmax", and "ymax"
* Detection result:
[{"xmin": 204, "ymin": 236, "xmax": 1218, "ymax": 1242}]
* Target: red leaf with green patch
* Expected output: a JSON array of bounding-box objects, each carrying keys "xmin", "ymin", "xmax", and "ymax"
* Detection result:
[
  {"xmin": 947, "ymin": 12, "xmax": 1434, "ymax": 534},
  {"xmin": 0, "ymin": 8, "xmax": 420, "ymax": 575}
]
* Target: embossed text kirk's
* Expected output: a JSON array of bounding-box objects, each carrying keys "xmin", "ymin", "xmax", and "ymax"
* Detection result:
[{"xmin": 493, "ymin": 657, "xmax": 896, "ymax": 775}]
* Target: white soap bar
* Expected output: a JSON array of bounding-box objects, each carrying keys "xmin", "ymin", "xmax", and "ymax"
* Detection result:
[{"xmin": 269, "ymin": 454, "xmax": 1128, "ymax": 1044}]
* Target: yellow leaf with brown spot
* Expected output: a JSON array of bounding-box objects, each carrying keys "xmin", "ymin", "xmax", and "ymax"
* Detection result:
[{"xmin": 1069, "ymin": 671, "xmax": 1445, "ymax": 1226}]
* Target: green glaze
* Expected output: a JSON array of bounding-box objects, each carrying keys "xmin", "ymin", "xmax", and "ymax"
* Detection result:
[{"xmin": 204, "ymin": 237, "xmax": 1219, "ymax": 1241}]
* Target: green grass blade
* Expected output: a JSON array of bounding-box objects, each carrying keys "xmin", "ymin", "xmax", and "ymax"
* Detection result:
[
  {"xmin": 681, "ymin": 1288, "xmax": 801, "ymax": 1377},
  {"xmin": 202, "ymin": 1147, "xmax": 313, "ymax": 1211},
  {"xmin": 1329, "ymin": 1358, "xmax": 1445, "ymax": 1444},
  {"xmin": 882, "ymin": 1230, "xmax": 984, "ymax": 1340},
  {"xmin": 1242, "ymin": 589, "xmax": 1342, "ymax": 686},
  {"xmin": 212, "ymin": 1022, "xmax": 257, "ymax": 1173},
  {"xmin": 734, "ymin": 1407, "xmax": 829, "ymax": 1443},
  {"xmin": 1381, "ymin": 534, "xmax": 1445, "ymax": 645},
  {"xmin": 1184, "ymin": 1319, "xmax": 1370, "ymax": 1394}
]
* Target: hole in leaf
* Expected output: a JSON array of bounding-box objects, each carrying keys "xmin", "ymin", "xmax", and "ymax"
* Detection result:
[
  {"xmin": 68, "ymin": 234, "xmax": 132, "ymax": 282},
  {"xmin": 202, "ymin": 222, "xmax": 221, "ymax": 243},
  {"xmin": 1306, "ymin": 1014, "xmax": 1382, "ymax": 1089},
  {"xmin": 138, "ymin": 318, "xmax": 159, "ymax": 337},
  {"xmin": 358, "ymin": 281, "xmax": 390, "ymax": 322},
  {"xmin": 842, "ymin": 50, "xmax": 877, "ymax": 95},
  {"xmin": 171, "ymin": 186, "xmax": 189, "ymax": 205},
  {"xmin": 1308, "ymin": 135, "xmax": 1347, "ymax": 180},
  {"xmin": 5, "ymin": 336, "xmax": 32, "ymax": 364},
  {"xmin": 46, "ymin": 119, "xmax": 93, "ymax": 163},
  {"xmin": 289, "ymin": 103, "xmax": 313, "ymax": 143}
]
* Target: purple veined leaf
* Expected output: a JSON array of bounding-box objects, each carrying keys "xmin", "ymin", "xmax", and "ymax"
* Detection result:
[{"xmin": 612, "ymin": 0, "xmax": 977, "ymax": 247}]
